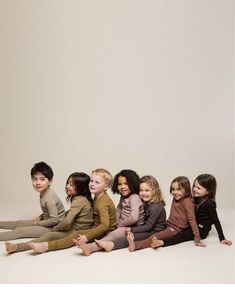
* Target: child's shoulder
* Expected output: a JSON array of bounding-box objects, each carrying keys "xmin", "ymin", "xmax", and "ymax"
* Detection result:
[
  {"xmin": 201, "ymin": 197, "xmax": 216, "ymax": 208},
  {"xmin": 182, "ymin": 196, "xmax": 194, "ymax": 206},
  {"xmin": 72, "ymin": 195, "xmax": 90, "ymax": 205},
  {"xmin": 150, "ymin": 201, "xmax": 165, "ymax": 212},
  {"xmin": 96, "ymin": 192, "xmax": 115, "ymax": 206}
]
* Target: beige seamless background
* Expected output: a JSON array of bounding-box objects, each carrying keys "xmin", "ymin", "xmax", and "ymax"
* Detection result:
[{"xmin": 0, "ymin": 0, "xmax": 234, "ymax": 212}]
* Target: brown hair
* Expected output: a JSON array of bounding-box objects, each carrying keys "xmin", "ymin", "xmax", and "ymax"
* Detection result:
[{"xmin": 170, "ymin": 176, "xmax": 191, "ymax": 198}]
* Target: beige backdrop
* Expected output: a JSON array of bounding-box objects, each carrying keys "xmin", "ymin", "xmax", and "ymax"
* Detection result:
[{"xmin": 0, "ymin": 0, "xmax": 234, "ymax": 213}]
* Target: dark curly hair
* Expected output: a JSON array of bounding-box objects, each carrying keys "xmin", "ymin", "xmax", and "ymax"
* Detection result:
[{"xmin": 112, "ymin": 169, "xmax": 140, "ymax": 197}]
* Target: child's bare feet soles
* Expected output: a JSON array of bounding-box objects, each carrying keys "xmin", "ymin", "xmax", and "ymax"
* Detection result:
[
  {"xmin": 77, "ymin": 242, "xmax": 92, "ymax": 256},
  {"xmin": 127, "ymin": 231, "xmax": 135, "ymax": 252},
  {"xmin": 28, "ymin": 242, "xmax": 48, "ymax": 253},
  {"xmin": 151, "ymin": 237, "xmax": 163, "ymax": 249},
  {"xmin": 95, "ymin": 239, "xmax": 114, "ymax": 252},
  {"xmin": 5, "ymin": 242, "xmax": 17, "ymax": 253}
]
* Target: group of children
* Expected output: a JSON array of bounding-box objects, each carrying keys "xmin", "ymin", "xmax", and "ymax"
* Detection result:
[{"xmin": 0, "ymin": 161, "xmax": 232, "ymax": 256}]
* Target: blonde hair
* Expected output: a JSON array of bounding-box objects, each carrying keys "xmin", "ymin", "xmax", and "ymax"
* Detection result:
[
  {"xmin": 91, "ymin": 168, "xmax": 113, "ymax": 187},
  {"xmin": 140, "ymin": 175, "xmax": 165, "ymax": 205}
]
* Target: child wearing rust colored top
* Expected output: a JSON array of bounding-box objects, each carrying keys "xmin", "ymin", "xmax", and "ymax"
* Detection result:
[
  {"xmin": 150, "ymin": 174, "xmax": 232, "ymax": 249},
  {"xmin": 127, "ymin": 176, "xmax": 204, "ymax": 252}
]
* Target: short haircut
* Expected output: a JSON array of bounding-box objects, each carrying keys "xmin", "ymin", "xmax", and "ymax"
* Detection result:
[
  {"xmin": 91, "ymin": 168, "xmax": 113, "ymax": 187},
  {"xmin": 30, "ymin": 161, "xmax": 54, "ymax": 181}
]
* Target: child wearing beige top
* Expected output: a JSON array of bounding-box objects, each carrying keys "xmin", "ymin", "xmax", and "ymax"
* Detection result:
[
  {"xmin": 0, "ymin": 162, "xmax": 65, "ymax": 241},
  {"xmin": 5, "ymin": 172, "xmax": 94, "ymax": 253},
  {"xmin": 6, "ymin": 168, "xmax": 117, "ymax": 254}
]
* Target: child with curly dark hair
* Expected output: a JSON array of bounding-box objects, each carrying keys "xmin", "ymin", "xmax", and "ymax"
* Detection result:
[{"xmin": 76, "ymin": 169, "xmax": 144, "ymax": 255}]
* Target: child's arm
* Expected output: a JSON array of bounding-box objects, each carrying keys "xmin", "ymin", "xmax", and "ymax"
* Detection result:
[
  {"xmin": 184, "ymin": 198, "xmax": 205, "ymax": 246},
  {"xmin": 206, "ymin": 200, "xmax": 232, "ymax": 245},
  {"xmin": 38, "ymin": 200, "xmax": 61, "ymax": 227},
  {"xmin": 131, "ymin": 203, "xmax": 165, "ymax": 233},
  {"xmin": 118, "ymin": 195, "xmax": 143, "ymax": 227},
  {"xmin": 78, "ymin": 197, "xmax": 116, "ymax": 243},
  {"xmin": 116, "ymin": 200, "xmax": 122, "ymax": 220},
  {"xmin": 52, "ymin": 197, "xmax": 85, "ymax": 231}
]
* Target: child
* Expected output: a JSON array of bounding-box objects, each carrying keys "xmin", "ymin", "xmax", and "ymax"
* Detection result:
[
  {"xmin": 5, "ymin": 172, "xmax": 94, "ymax": 253},
  {"xmin": 76, "ymin": 169, "xmax": 145, "ymax": 255},
  {"xmin": 127, "ymin": 176, "xmax": 204, "ymax": 251},
  {"xmin": 79, "ymin": 175, "xmax": 167, "ymax": 254},
  {"xmin": 0, "ymin": 161, "xmax": 65, "ymax": 241},
  {"xmin": 150, "ymin": 174, "xmax": 232, "ymax": 249},
  {"xmin": 13, "ymin": 168, "xmax": 117, "ymax": 254}
]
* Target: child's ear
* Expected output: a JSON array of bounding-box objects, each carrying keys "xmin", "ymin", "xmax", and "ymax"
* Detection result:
[
  {"xmin": 104, "ymin": 184, "xmax": 110, "ymax": 191},
  {"xmin": 49, "ymin": 179, "xmax": 53, "ymax": 186}
]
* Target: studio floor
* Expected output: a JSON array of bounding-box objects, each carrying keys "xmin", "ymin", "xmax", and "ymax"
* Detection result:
[{"xmin": 0, "ymin": 206, "xmax": 234, "ymax": 284}]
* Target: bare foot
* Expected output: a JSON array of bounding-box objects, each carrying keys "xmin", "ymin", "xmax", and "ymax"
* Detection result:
[
  {"xmin": 76, "ymin": 241, "xmax": 92, "ymax": 256},
  {"xmin": 95, "ymin": 239, "xmax": 114, "ymax": 252},
  {"xmin": 127, "ymin": 231, "xmax": 135, "ymax": 252},
  {"xmin": 151, "ymin": 237, "xmax": 163, "ymax": 249},
  {"xmin": 5, "ymin": 242, "xmax": 17, "ymax": 254},
  {"xmin": 28, "ymin": 242, "xmax": 48, "ymax": 253}
]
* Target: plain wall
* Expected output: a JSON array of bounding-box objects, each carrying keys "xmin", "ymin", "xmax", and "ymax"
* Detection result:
[{"xmin": 0, "ymin": 0, "xmax": 234, "ymax": 214}]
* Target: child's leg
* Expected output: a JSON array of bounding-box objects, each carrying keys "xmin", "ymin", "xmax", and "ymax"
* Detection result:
[
  {"xmin": 95, "ymin": 239, "xmax": 114, "ymax": 252},
  {"xmin": 33, "ymin": 230, "xmax": 72, "ymax": 242},
  {"xmin": 101, "ymin": 227, "xmax": 126, "ymax": 242},
  {"xmin": 127, "ymin": 227, "xmax": 178, "ymax": 252},
  {"xmin": 75, "ymin": 241, "xmax": 101, "ymax": 256},
  {"xmin": 127, "ymin": 231, "xmax": 155, "ymax": 252},
  {"xmin": 0, "ymin": 225, "xmax": 51, "ymax": 241},
  {"xmin": 151, "ymin": 237, "xmax": 164, "ymax": 248},
  {"xmin": 160, "ymin": 229, "xmax": 194, "ymax": 247},
  {"xmin": 153, "ymin": 227, "xmax": 178, "ymax": 241},
  {"xmin": 5, "ymin": 241, "xmax": 31, "ymax": 253},
  {"xmin": 4, "ymin": 230, "xmax": 72, "ymax": 254},
  {"xmin": 47, "ymin": 230, "xmax": 81, "ymax": 251},
  {"xmin": 0, "ymin": 219, "xmax": 33, "ymax": 229}
]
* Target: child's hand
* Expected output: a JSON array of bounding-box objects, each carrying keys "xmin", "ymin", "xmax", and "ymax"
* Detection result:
[
  {"xmin": 32, "ymin": 218, "xmax": 40, "ymax": 225},
  {"xmin": 194, "ymin": 241, "xmax": 206, "ymax": 247},
  {"xmin": 75, "ymin": 235, "xmax": 88, "ymax": 244},
  {"xmin": 220, "ymin": 239, "xmax": 232, "ymax": 246},
  {"xmin": 125, "ymin": 227, "xmax": 131, "ymax": 235}
]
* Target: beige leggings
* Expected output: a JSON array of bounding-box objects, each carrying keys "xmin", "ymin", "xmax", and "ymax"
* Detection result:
[{"xmin": 0, "ymin": 220, "xmax": 51, "ymax": 241}]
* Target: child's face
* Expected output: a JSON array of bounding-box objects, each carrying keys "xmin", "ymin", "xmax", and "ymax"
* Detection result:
[
  {"xmin": 193, "ymin": 180, "xmax": 208, "ymax": 197},
  {"xmin": 31, "ymin": 172, "xmax": 52, "ymax": 193},
  {"xmin": 66, "ymin": 177, "xmax": 76, "ymax": 196},
  {"xmin": 139, "ymin": 182, "xmax": 153, "ymax": 203},
  {"xmin": 171, "ymin": 182, "xmax": 185, "ymax": 201},
  {"xmin": 89, "ymin": 173, "xmax": 107, "ymax": 196},
  {"xmin": 118, "ymin": 176, "xmax": 131, "ymax": 197}
]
